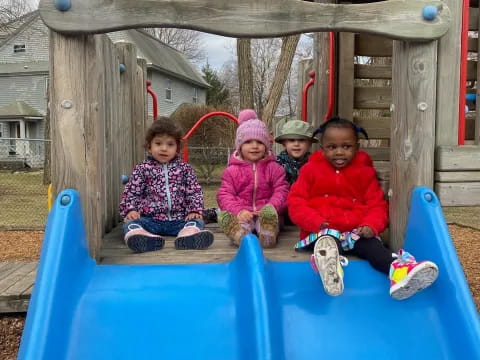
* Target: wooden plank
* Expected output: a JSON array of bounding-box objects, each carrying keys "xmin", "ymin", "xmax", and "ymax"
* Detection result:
[
  {"xmin": 391, "ymin": 40, "xmax": 437, "ymax": 250},
  {"xmin": 468, "ymin": 37, "xmax": 477, "ymax": 52},
  {"xmin": 0, "ymin": 298, "xmax": 30, "ymax": 313},
  {"xmin": 354, "ymin": 117, "xmax": 391, "ymax": 139},
  {"xmin": 467, "ymin": 60, "xmax": 477, "ymax": 81},
  {"xmin": 0, "ymin": 262, "xmax": 37, "ymax": 294},
  {"xmin": 363, "ymin": 147, "xmax": 390, "ymax": 161},
  {"xmin": 436, "ymin": 0, "xmax": 462, "ymax": 146},
  {"xmin": 337, "ymin": 32, "xmax": 354, "ymax": 119},
  {"xmin": 39, "ymin": 0, "xmax": 451, "ymax": 40},
  {"xmin": 355, "ymin": 34, "xmax": 392, "ymax": 57},
  {"xmin": 435, "ymin": 145, "xmax": 480, "ymax": 170},
  {"xmin": 466, "ymin": 114, "xmax": 476, "ymax": 140},
  {"xmin": 134, "ymin": 58, "xmax": 148, "ymax": 164},
  {"xmin": 374, "ymin": 161, "xmax": 390, "ymax": 181},
  {"xmin": 435, "ymin": 182, "xmax": 480, "ymax": 206},
  {"xmin": 354, "ymin": 87, "xmax": 391, "ymax": 109},
  {"xmin": 354, "ymin": 64, "xmax": 391, "ymax": 79},
  {"xmin": 470, "ymin": 7, "xmax": 479, "ymax": 31},
  {"xmin": 0, "ymin": 262, "xmax": 25, "ymax": 282},
  {"xmin": 435, "ymin": 171, "xmax": 480, "ymax": 182}
]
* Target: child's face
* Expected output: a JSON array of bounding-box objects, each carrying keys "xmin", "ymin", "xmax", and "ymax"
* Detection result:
[
  {"xmin": 240, "ymin": 140, "xmax": 267, "ymax": 163},
  {"xmin": 148, "ymin": 134, "xmax": 178, "ymax": 163},
  {"xmin": 321, "ymin": 127, "xmax": 358, "ymax": 169},
  {"xmin": 283, "ymin": 138, "xmax": 312, "ymax": 159}
]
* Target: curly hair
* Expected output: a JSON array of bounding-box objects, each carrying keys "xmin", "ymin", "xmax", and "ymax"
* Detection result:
[{"xmin": 145, "ymin": 116, "xmax": 184, "ymax": 151}]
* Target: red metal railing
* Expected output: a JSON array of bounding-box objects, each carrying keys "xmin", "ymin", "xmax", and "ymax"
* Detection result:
[
  {"xmin": 302, "ymin": 70, "xmax": 315, "ymax": 122},
  {"xmin": 458, "ymin": 0, "xmax": 469, "ymax": 145},
  {"xmin": 182, "ymin": 111, "xmax": 239, "ymax": 162},
  {"xmin": 146, "ymin": 81, "xmax": 158, "ymax": 121}
]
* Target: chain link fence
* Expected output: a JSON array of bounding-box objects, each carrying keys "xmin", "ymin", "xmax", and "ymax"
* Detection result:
[{"xmin": 0, "ymin": 138, "xmax": 50, "ymax": 230}]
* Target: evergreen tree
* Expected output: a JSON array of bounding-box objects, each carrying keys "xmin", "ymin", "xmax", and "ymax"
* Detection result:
[{"xmin": 202, "ymin": 64, "xmax": 231, "ymax": 107}]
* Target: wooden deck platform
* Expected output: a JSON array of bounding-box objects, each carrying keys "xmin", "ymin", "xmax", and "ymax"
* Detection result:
[
  {"xmin": 0, "ymin": 261, "xmax": 37, "ymax": 313},
  {"xmin": 0, "ymin": 224, "xmax": 308, "ymax": 313},
  {"xmin": 100, "ymin": 224, "xmax": 310, "ymax": 264}
]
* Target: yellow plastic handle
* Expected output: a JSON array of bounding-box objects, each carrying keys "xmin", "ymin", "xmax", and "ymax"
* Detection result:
[{"xmin": 48, "ymin": 184, "xmax": 53, "ymax": 211}]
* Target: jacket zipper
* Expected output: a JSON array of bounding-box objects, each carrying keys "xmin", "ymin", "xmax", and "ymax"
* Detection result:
[
  {"xmin": 163, "ymin": 163, "xmax": 172, "ymax": 220},
  {"xmin": 252, "ymin": 162, "xmax": 258, "ymax": 212}
]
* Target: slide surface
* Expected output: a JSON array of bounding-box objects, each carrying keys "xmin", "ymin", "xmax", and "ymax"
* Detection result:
[{"xmin": 19, "ymin": 187, "xmax": 480, "ymax": 359}]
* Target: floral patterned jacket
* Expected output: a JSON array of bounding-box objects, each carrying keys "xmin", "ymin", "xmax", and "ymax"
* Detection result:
[{"xmin": 119, "ymin": 155, "xmax": 204, "ymax": 221}]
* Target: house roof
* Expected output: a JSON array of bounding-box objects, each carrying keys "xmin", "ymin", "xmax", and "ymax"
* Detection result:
[
  {"xmin": 0, "ymin": 11, "xmax": 39, "ymax": 50},
  {"xmin": 0, "ymin": 101, "xmax": 43, "ymax": 118},
  {"xmin": 125, "ymin": 29, "xmax": 209, "ymax": 88},
  {"xmin": 0, "ymin": 61, "xmax": 49, "ymax": 75}
]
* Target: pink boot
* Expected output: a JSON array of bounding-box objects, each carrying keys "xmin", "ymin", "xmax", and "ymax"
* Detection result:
[
  {"xmin": 124, "ymin": 224, "xmax": 164, "ymax": 253},
  {"xmin": 175, "ymin": 222, "xmax": 214, "ymax": 250}
]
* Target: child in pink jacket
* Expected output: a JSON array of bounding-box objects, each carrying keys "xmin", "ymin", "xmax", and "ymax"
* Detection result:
[{"xmin": 217, "ymin": 110, "xmax": 289, "ymax": 248}]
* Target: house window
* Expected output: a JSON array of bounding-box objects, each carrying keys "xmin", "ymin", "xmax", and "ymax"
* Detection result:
[
  {"xmin": 165, "ymin": 80, "xmax": 172, "ymax": 101},
  {"xmin": 193, "ymin": 88, "xmax": 198, "ymax": 104},
  {"xmin": 13, "ymin": 44, "xmax": 26, "ymax": 53}
]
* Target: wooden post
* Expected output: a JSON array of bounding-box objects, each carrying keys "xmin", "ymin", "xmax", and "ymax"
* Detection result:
[
  {"xmin": 295, "ymin": 58, "xmax": 313, "ymax": 121},
  {"xmin": 436, "ymin": 0, "xmax": 462, "ymax": 146},
  {"xmin": 134, "ymin": 58, "xmax": 148, "ymax": 163},
  {"xmin": 50, "ymin": 31, "xmax": 106, "ymax": 259},
  {"xmin": 337, "ymin": 32, "xmax": 355, "ymax": 120},
  {"xmin": 390, "ymin": 41, "xmax": 437, "ymax": 250},
  {"xmin": 476, "ymin": 7, "xmax": 480, "ymax": 144}
]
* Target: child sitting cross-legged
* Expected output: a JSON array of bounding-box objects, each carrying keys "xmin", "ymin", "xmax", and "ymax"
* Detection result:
[
  {"xmin": 217, "ymin": 109, "xmax": 289, "ymax": 248},
  {"xmin": 120, "ymin": 117, "xmax": 214, "ymax": 253},
  {"xmin": 288, "ymin": 116, "xmax": 439, "ymax": 300}
]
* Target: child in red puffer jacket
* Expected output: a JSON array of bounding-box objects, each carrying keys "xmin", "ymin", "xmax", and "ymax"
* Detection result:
[{"xmin": 288, "ymin": 116, "xmax": 438, "ymax": 300}]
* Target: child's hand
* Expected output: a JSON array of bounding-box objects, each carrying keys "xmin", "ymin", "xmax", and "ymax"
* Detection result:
[
  {"xmin": 356, "ymin": 226, "xmax": 375, "ymax": 238},
  {"xmin": 125, "ymin": 211, "xmax": 140, "ymax": 221},
  {"xmin": 186, "ymin": 212, "xmax": 202, "ymax": 220},
  {"xmin": 237, "ymin": 210, "xmax": 254, "ymax": 222}
]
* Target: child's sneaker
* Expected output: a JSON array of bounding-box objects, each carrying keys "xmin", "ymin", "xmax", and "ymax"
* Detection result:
[
  {"xmin": 312, "ymin": 235, "xmax": 346, "ymax": 296},
  {"xmin": 124, "ymin": 224, "xmax": 165, "ymax": 253},
  {"xmin": 389, "ymin": 250, "xmax": 438, "ymax": 300},
  {"xmin": 258, "ymin": 204, "xmax": 279, "ymax": 248},
  {"xmin": 175, "ymin": 221, "xmax": 214, "ymax": 250},
  {"xmin": 218, "ymin": 211, "xmax": 246, "ymax": 246},
  {"xmin": 202, "ymin": 208, "xmax": 218, "ymax": 224}
]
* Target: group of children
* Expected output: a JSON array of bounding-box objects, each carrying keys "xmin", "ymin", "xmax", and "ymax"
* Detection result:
[{"xmin": 120, "ymin": 111, "xmax": 438, "ymax": 300}]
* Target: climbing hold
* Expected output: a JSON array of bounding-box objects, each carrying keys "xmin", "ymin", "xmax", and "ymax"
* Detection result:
[
  {"xmin": 119, "ymin": 64, "xmax": 126, "ymax": 73},
  {"xmin": 60, "ymin": 195, "xmax": 71, "ymax": 206},
  {"xmin": 54, "ymin": 0, "xmax": 71, "ymax": 11},
  {"xmin": 422, "ymin": 6, "xmax": 438, "ymax": 21},
  {"xmin": 424, "ymin": 193, "xmax": 433, "ymax": 202}
]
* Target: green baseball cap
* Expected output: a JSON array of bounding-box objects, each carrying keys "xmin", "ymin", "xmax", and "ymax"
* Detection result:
[{"xmin": 275, "ymin": 119, "xmax": 318, "ymax": 143}]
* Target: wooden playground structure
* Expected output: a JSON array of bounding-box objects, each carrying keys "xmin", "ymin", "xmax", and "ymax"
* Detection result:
[{"xmin": 38, "ymin": 0, "xmax": 479, "ymax": 262}]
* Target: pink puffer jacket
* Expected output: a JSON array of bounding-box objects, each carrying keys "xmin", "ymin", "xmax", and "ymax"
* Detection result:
[{"xmin": 217, "ymin": 152, "xmax": 289, "ymax": 215}]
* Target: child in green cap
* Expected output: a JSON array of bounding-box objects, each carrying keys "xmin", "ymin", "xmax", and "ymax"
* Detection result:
[{"xmin": 275, "ymin": 120, "xmax": 317, "ymax": 225}]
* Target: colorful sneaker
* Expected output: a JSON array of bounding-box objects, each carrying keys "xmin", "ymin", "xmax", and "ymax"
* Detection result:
[
  {"xmin": 175, "ymin": 221, "xmax": 214, "ymax": 250},
  {"xmin": 258, "ymin": 204, "xmax": 279, "ymax": 248},
  {"xmin": 124, "ymin": 224, "xmax": 165, "ymax": 253},
  {"xmin": 202, "ymin": 208, "xmax": 218, "ymax": 224},
  {"xmin": 389, "ymin": 250, "xmax": 438, "ymax": 300},
  {"xmin": 312, "ymin": 235, "xmax": 346, "ymax": 296},
  {"xmin": 218, "ymin": 211, "xmax": 246, "ymax": 246}
]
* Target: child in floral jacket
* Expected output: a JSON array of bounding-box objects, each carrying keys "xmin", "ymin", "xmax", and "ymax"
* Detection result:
[{"xmin": 120, "ymin": 117, "xmax": 214, "ymax": 252}]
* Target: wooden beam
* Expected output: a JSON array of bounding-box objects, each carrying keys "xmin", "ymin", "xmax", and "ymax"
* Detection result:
[
  {"xmin": 435, "ymin": 182, "xmax": 480, "ymax": 206},
  {"xmin": 470, "ymin": 7, "xmax": 479, "ymax": 31},
  {"xmin": 390, "ymin": 40, "xmax": 437, "ymax": 250},
  {"xmin": 39, "ymin": 0, "xmax": 451, "ymax": 40},
  {"xmin": 355, "ymin": 34, "xmax": 392, "ymax": 57},
  {"xmin": 337, "ymin": 32, "xmax": 355, "ymax": 119},
  {"xmin": 435, "ymin": 145, "xmax": 480, "ymax": 170},
  {"xmin": 354, "ymin": 87, "xmax": 391, "ymax": 109},
  {"xmin": 355, "ymin": 64, "xmax": 391, "ymax": 79},
  {"xmin": 435, "ymin": 171, "xmax": 480, "ymax": 182},
  {"xmin": 134, "ymin": 58, "xmax": 148, "ymax": 164},
  {"xmin": 354, "ymin": 117, "xmax": 391, "ymax": 139},
  {"xmin": 436, "ymin": 0, "xmax": 461, "ymax": 146}
]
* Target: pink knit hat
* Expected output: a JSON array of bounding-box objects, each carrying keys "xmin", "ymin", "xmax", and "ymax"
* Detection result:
[{"xmin": 235, "ymin": 109, "xmax": 270, "ymax": 152}]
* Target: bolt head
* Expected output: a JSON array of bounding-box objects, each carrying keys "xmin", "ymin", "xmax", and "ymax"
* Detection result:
[
  {"xmin": 60, "ymin": 195, "xmax": 71, "ymax": 205},
  {"xmin": 422, "ymin": 6, "xmax": 438, "ymax": 21}
]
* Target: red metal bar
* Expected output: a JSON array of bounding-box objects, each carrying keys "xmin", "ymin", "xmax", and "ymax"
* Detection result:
[
  {"xmin": 301, "ymin": 71, "xmax": 316, "ymax": 122},
  {"xmin": 146, "ymin": 80, "xmax": 158, "ymax": 121},
  {"xmin": 324, "ymin": 32, "xmax": 335, "ymax": 122},
  {"xmin": 182, "ymin": 111, "xmax": 239, "ymax": 162},
  {"xmin": 458, "ymin": 0, "xmax": 469, "ymax": 145}
]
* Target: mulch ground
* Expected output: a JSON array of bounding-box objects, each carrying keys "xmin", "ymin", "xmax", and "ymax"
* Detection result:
[{"xmin": 1, "ymin": 224, "xmax": 479, "ymax": 358}]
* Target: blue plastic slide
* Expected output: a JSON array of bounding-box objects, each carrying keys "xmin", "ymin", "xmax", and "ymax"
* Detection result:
[{"xmin": 18, "ymin": 187, "xmax": 480, "ymax": 359}]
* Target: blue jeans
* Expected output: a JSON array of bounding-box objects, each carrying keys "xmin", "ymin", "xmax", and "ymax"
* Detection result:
[{"xmin": 123, "ymin": 217, "xmax": 205, "ymax": 237}]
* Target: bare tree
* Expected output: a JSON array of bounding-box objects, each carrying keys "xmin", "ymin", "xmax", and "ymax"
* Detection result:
[
  {"xmin": 143, "ymin": 28, "xmax": 206, "ymax": 63},
  {"xmin": 0, "ymin": 0, "xmax": 35, "ymax": 37}
]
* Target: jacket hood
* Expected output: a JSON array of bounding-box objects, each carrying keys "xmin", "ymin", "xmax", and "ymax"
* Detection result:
[{"xmin": 310, "ymin": 150, "xmax": 373, "ymax": 169}]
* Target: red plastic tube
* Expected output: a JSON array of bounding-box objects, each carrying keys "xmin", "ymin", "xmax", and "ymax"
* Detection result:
[{"xmin": 182, "ymin": 111, "xmax": 239, "ymax": 162}]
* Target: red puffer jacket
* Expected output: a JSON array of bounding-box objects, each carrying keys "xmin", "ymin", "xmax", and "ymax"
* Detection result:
[{"xmin": 288, "ymin": 150, "xmax": 388, "ymax": 239}]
